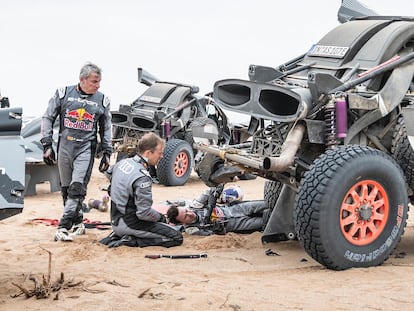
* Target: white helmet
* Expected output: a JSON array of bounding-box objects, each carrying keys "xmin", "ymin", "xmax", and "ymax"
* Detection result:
[{"xmin": 221, "ymin": 185, "xmax": 244, "ymax": 204}]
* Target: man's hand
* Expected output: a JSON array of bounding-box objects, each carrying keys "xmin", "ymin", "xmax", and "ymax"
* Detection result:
[
  {"xmin": 207, "ymin": 183, "xmax": 225, "ymax": 207},
  {"xmin": 203, "ymin": 215, "xmax": 211, "ymax": 225},
  {"xmin": 99, "ymin": 153, "xmax": 111, "ymax": 172},
  {"xmin": 215, "ymin": 183, "xmax": 225, "ymax": 196},
  {"xmin": 211, "ymin": 220, "xmax": 226, "ymax": 235},
  {"xmin": 40, "ymin": 137, "xmax": 56, "ymax": 166},
  {"xmin": 159, "ymin": 214, "xmax": 167, "ymax": 223}
]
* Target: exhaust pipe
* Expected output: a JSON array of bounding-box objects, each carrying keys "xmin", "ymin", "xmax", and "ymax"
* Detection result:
[
  {"xmin": 193, "ymin": 143, "xmax": 264, "ymax": 170},
  {"xmin": 194, "ymin": 123, "xmax": 305, "ymax": 172},
  {"xmin": 262, "ymin": 123, "xmax": 305, "ymax": 171}
]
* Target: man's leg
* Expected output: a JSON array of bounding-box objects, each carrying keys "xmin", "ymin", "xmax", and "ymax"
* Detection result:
[
  {"xmin": 226, "ymin": 217, "xmax": 263, "ymax": 233},
  {"xmin": 70, "ymin": 145, "xmax": 95, "ymax": 235},
  {"xmin": 225, "ymin": 201, "xmax": 268, "ymax": 233},
  {"xmin": 55, "ymin": 144, "xmax": 94, "ymax": 240},
  {"xmin": 113, "ymin": 218, "xmax": 183, "ymax": 248},
  {"xmin": 55, "ymin": 148, "xmax": 74, "ymax": 241}
]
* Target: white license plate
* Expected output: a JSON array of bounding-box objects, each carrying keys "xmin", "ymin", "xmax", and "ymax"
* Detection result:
[{"xmin": 308, "ymin": 45, "xmax": 349, "ymax": 58}]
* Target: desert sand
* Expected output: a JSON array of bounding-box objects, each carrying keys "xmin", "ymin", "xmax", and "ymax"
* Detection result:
[{"xmin": 1, "ymin": 161, "xmax": 414, "ymax": 311}]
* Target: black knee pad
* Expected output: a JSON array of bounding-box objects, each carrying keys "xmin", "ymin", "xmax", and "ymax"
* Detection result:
[{"xmin": 68, "ymin": 182, "xmax": 87, "ymax": 199}]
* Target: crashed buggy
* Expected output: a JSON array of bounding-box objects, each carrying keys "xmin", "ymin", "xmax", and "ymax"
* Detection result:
[
  {"xmin": 111, "ymin": 68, "xmax": 231, "ymax": 186},
  {"xmin": 193, "ymin": 2, "xmax": 414, "ymax": 270}
]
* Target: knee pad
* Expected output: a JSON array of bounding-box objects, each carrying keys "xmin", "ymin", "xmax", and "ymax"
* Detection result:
[{"xmin": 68, "ymin": 182, "xmax": 86, "ymax": 199}]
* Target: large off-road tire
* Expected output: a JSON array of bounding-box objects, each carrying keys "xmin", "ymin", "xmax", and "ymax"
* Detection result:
[
  {"xmin": 264, "ymin": 180, "xmax": 283, "ymax": 210},
  {"xmin": 391, "ymin": 115, "xmax": 414, "ymax": 192},
  {"xmin": 156, "ymin": 139, "xmax": 193, "ymax": 186},
  {"xmin": 197, "ymin": 153, "xmax": 224, "ymax": 187},
  {"xmin": 187, "ymin": 117, "xmax": 219, "ymax": 176},
  {"xmin": 295, "ymin": 145, "xmax": 408, "ymax": 270}
]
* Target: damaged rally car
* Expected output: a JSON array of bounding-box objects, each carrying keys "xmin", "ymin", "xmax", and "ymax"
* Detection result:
[
  {"xmin": 0, "ymin": 107, "xmax": 25, "ymax": 220},
  {"xmin": 192, "ymin": 0, "xmax": 414, "ymax": 270},
  {"xmin": 110, "ymin": 68, "xmax": 235, "ymax": 186}
]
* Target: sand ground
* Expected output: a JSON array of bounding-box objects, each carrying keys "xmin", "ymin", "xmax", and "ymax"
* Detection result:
[{"xmin": 1, "ymin": 161, "xmax": 414, "ymax": 311}]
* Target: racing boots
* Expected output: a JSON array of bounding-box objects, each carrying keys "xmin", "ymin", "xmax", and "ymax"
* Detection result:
[
  {"xmin": 72, "ymin": 223, "xmax": 86, "ymax": 236},
  {"xmin": 54, "ymin": 228, "xmax": 73, "ymax": 242}
]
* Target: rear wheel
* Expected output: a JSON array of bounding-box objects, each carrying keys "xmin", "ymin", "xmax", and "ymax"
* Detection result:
[
  {"xmin": 295, "ymin": 145, "xmax": 408, "ymax": 270},
  {"xmin": 197, "ymin": 153, "xmax": 225, "ymax": 187},
  {"xmin": 157, "ymin": 139, "xmax": 193, "ymax": 186},
  {"xmin": 264, "ymin": 180, "xmax": 283, "ymax": 210}
]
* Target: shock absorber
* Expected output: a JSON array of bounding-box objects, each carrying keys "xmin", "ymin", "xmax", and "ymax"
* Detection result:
[
  {"xmin": 324, "ymin": 98, "xmax": 337, "ymax": 148},
  {"xmin": 335, "ymin": 95, "xmax": 348, "ymax": 139},
  {"xmin": 161, "ymin": 119, "xmax": 171, "ymax": 140},
  {"xmin": 324, "ymin": 95, "xmax": 348, "ymax": 148}
]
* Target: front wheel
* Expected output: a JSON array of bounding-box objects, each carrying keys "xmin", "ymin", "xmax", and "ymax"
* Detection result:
[
  {"xmin": 295, "ymin": 145, "xmax": 408, "ymax": 270},
  {"xmin": 156, "ymin": 139, "xmax": 193, "ymax": 186}
]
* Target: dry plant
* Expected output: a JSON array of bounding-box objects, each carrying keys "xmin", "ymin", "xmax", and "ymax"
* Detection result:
[{"xmin": 11, "ymin": 246, "xmax": 103, "ymax": 300}]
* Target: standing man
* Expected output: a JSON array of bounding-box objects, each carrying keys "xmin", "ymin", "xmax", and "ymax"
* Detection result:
[
  {"xmin": 103, "ymin": 132, "xmax": 183, "ymax": 248},
  {"xmin": 41, "ymin": 62, "xmax": 112, "ymax": 242}
]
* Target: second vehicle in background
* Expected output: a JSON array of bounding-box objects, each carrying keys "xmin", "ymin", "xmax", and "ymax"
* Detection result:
[{"xmin": 111, "ymin": 68, "xmax": 239, "ymax": 186}]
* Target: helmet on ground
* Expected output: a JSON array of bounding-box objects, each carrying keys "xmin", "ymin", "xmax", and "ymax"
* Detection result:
[{"xmin": 221, "ymin": 184, "xmax": 243, "ymax": 204}]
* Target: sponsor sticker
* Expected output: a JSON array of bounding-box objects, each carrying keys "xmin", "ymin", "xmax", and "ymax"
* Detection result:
[
  {"xmin": 140, "ymin": 95, "xmax": 162, "ymax": 104},
  {"xmin": 140, "ymin": 181, "xmax": 152, "ymax": 188}
]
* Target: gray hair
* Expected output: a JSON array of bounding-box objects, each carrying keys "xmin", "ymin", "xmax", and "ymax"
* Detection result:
[{"xmin": 79, "ymin": 62, "xmax": 102, "ymax": 79}]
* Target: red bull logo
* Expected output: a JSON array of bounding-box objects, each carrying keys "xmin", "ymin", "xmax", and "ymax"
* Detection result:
[
  {"xmin": 64, "ymin": 108, "xmax": 95, "ymax": 131},
  {"xmin": 66, "ymin": 108, "xmax": 95, "ymax": 121},
  {"xmin": 211, "ymin": 206, "xmax": 225, "ymax": 222}
]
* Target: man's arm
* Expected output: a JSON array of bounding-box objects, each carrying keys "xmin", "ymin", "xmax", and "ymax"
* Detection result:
[
  {"xmin": 99, "ymin": 95, "xmax": 113, "ymax": 155},
  {"xmin": 203, "ymin": 184, "xmax": 225, "ymax": 224},
  {"xmin": 133, "ymin": 176, "xmax": 165, "ymax": 222}
]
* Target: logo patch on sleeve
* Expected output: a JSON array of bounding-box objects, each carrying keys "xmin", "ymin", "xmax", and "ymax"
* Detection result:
[
  {"xmin": 139, "ymin": 181, "xmax": 152, "ymax": 188},
  {"xmin": 103, "ymin": 95, "xmax": 110, "ymax": 108}
]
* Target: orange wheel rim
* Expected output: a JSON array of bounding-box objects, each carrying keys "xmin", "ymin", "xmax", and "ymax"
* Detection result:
[
  {"xmin": 173, "ymin": 151, "xmax": 189, "ymax": 177},
  {"xmin": 340, "ymin": 179, "xmax": 389, "ymax": 246}
]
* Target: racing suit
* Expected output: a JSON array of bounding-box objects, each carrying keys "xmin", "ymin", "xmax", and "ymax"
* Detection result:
[
  {"xmin": 106, "ymin": 155, "xmax": 183, "ymax": 247},
  {"xmin": 41, "ymin": 84, "xmax": 112, "ymax": 230},
  {"xmin": 187, "ymin": 200, "xmax": 268, "ymax": 234}
]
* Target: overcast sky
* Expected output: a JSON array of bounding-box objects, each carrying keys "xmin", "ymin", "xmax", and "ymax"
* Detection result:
[{"xmin": 0, "ymin": 0, "xmax": 412, "ymax": 119}]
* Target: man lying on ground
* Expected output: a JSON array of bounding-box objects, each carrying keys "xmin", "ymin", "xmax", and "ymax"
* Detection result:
[{"xmin": 166, "ymin": 184, "xmax": 271, "ymax": 235}]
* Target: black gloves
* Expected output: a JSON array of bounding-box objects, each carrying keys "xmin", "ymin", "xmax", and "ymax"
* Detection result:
[
  {"xmin": 203, "ymin": 215, "xmax": 211, "ymax": 225},
  {"xmin": 204, "ymin": 184, "xmax": 225, "ymax": 224},
  {"xmin": 40, "ymin": 137, "xmax": 56, "ymax": 166},
  {"xmin": 211, "ymin": 221, "xmax": 226, "ymax": 235},
  {"xmin": 208, "ymin": 184, "xmax": 224, "ymax": 206},
  {"xmin": 99, "ymin": 153, "xmax": 111, "ymax": 172},
  {"xmin": 159, "ymin": 214, "xmax": 167, "ymax": 223},
  {"xmin": 215, "ymin": 183, "xmax": 225, "ymax": 195}
]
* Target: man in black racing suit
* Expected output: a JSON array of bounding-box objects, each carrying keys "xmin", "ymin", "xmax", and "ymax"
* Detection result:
[
  {"xmin": 102, "ymin": 132, "xmax": 183, "ymax": 248},
  {"xmin": 40, "ymin": 62, "xmax": 112, "ymax": 242}
]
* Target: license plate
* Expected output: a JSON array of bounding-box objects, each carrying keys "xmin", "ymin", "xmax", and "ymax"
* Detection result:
[{"xmin": 308, "ymin": 44, "xmax": 349, "ymax": 58}]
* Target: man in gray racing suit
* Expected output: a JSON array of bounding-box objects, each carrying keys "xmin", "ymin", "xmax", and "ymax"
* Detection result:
[
  {"xmin": 167, "ymin": 185, "xmax": 270, "ymax": 235},
  {"xmin": 102, "ymin": 132, "xmax": 183, "ymax": 248},
  {"xmin": 40, "ymin": 62, "xmax": 112, "ymax": 242}
]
